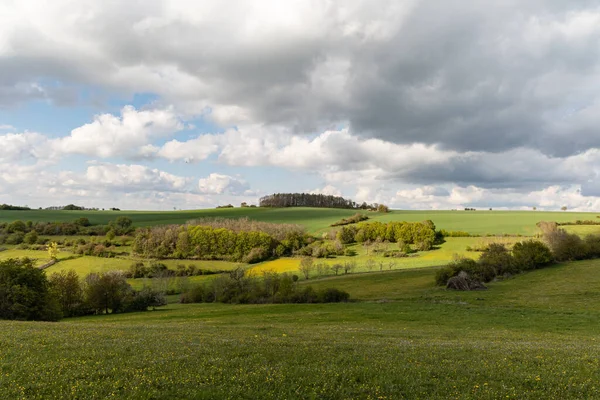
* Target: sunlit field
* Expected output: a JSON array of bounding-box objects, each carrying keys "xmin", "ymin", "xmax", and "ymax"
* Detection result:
[{"xmin": 2, "ymin": 259, "xmax": 600, "ymax": 399}]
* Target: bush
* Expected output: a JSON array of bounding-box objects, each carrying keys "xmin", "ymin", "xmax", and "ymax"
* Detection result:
[
  {"xmin": 435, "ymin": 258, "xmax": 482, "ymax": 286},
  {"xmin": 584, "ymin": 234, "xmax": 600, "ymax": 258},
  {"xmin": 544, "ymin": 230, "xmax": 589, "ymax": 261},
  {"xmin": 512, "ymin": 240, "xmax": 553, "ymax": 270},
  {"xmin": 23, "ymin": 231, "xmax": 38, "ymax": 245},
  {"xmin": 479, "ymin": 243, "xmax": 517, "ymax": 277},
  {"xmin": 318, "ymin": 288, "xmax": 350, "ymax": 302},
  {"xmin": 243, "ymin": 247, "xmax": 269, "ymax": 264},
  {"xmin": 125, "ymin": 287, "xmax": 166, "ymax": 312}
]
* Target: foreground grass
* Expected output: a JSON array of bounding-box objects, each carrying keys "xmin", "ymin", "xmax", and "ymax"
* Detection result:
[{"xmin": 2, "ymin": 260, "xmax": 600, "ymax": 399}]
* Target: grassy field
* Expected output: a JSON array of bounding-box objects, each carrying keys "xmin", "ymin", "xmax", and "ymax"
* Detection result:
[
  {"xmin": 1, "ymin": 208, "xmax": 598, "ymax": 234},
  {"xmin": 2, "ymin": 260, "xmax": 600, "ymax": 398}
]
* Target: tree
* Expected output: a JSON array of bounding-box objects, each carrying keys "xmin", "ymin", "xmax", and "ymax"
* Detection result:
[
  {"xmin": 23, "ymin": 231, "xmax": 38, "ymax": 245},
  {"xmin": 49, "ymin": 270, "xmax": 84, "ymax": 317},
  {"xmin": 7, "ymin": 220, "xmax": 27, "ymax": 233},
  {"xmin": 47, "ymin": 242, "xmax": 59, "ymax": 260},
  {"xmin": 83, "ymin": 271, "xmax": 132, "ymax": 314},
  {"xmin": 74, "ymin": 217, "xmax": 91, "ymax": 227},
  {"xmin": 366, "ymin": 259, "xmax": 375, "ymax": 272},
  {"xmin": 299, "ymin": 257, "xmax": 314, "ymax": 280},
  {"xmin": 331, "ymin": 263, "xmax": 343, "ymax": 276},
  {"xmin": 363, "ymin": 239, "xmax": 372, "ymax": 255},
  {"xmin": 0, "ymin": 258, "xmax": 61, "ymax": 321},
  {"xmin": 343, "ymin": 261, "xmax": 356, "ymax": 274},
  {"xmin": 532, "ymin": 206, "xmax": 537, "ymax": 211},
  {"xmin": 561, "ymin": 206, "xmax": 568, "ymax": 211},
  {"xmin": 377, "ymin": 204, "xmax": 389, "ymax": 213}
]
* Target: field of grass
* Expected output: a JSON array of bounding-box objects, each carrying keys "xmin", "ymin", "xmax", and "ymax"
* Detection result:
[
  {"xmin": 0, "ymin": 248, "xmax": 73, "ymax": 267},
  {"xmin": 44, "ymin": 256, "xmax": 133, "ymax": 276},
  {"xmin": 563, "ymin": 225, "xmax": 600, "ymax": 236},
  {"xmin": 2, "ymin": 260, "xmax": 600, "ymax": 398},
  {"xmin": 1, "ymin": 207, "xmax": 598, "ymax": 234}
]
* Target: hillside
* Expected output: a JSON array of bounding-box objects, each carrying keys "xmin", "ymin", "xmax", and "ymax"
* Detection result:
[
  {"xmin": 2, "ymin": 259, "xmax": 600, "ymax": 398},
  {"xmin": 0, "ymin": 207, "xmax": 597, "ymax": 234}
]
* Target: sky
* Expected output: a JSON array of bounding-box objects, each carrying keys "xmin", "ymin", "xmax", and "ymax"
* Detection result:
[{"xmin": 1, "ymin": 0, "xmax": 600, "ymax": 211}]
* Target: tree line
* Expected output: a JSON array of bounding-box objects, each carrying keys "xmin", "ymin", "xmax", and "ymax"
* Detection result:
[
  {"xmin": 0, "ymin": 258, "xmax": 165, "ymax": 321},
  {"xmin": 180, "ymin": 267, "xmax": 349, "ymax": 304},
  {"xmin": 133, "ymin": 223, "xmax": 311, "ymax": 263},
  {"xmin": 437, "ymin": 222, "xmax": 600, "ymax": 289},
  {"xmin": 0, "ymin": 217, "xmax": 135, "ymax": 246},
  {"xmin": 0, "ymin": 204, "xmax": 31, "ymax": 210},
  {"xmin": 259, "ymin": 193, "xmax": 385, "ymax": 210},
  {"xmin": 336, "ymin": 220, "xmax": 438, "ymax": 251}
]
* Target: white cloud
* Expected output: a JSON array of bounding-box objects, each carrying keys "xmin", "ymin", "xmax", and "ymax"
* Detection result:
[
  {"xmin": 198, "ymin": 173, "xmax": 251, "ymax": 195},
  {"xmin": 84, "ymin": 163, "xmax": 188, "ymax": 191},
  {"xmin": 310, "ymin": 185, "xmax": 342, "ymax": 197},
  {"xmin": 55, "ymin": 106, "xmax": 184, "ymax": 158},
  {"xmin": 0, "ymin": 132, "xmax": 52, "ymax": 163},
  {"xmin": 0, "ymin": 124, "xmax": 15, "ymax": 131}
]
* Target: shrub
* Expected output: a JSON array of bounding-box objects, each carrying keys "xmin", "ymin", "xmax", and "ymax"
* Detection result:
[
  {"xmin": 544, "ymin": 230, "xmax": 589, "ymax": 261},
  {"xmin": 129, "ymin": 262, "xmax": 149, "ymax": 278},
  {"xmin": 23, "ymin": 231, "xmax": 38, "ymax": 245},
  {"xmin": 243, "ymin": 247, "xmax": 269, "ymax": 264},
  {"xmin": 330, "ymin": 213, "xmax": 369, "ymax": 227},
  {"xmin": 479, "ymin": 243, "xmax": 517, "ymax": 276},
  {"xmin": 318, "ymin": 288, "xmax": 350, "ymax": 302},
  {"xmin": 512, "ymin": 240, "xmax": 553, "ymax": 270},
  {"xmin": 584, "ymin": 234, "xmax": 600, "ymax": 258},
  {"xmin": 5, "ymin": 232, "xmax": 25, "ymax": 245},
  {"xmin": 435, "ymin": 258, "xmax": 481, "ymax": 286},
  {"xmin": 125, "ymin": 288, "xmax": 166, "ymax": 312}
]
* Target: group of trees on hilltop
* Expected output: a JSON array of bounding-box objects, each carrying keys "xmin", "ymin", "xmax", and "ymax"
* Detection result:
[{"xmin": 259, "ymin": 193, "xmax": 385, "ymax": 211}]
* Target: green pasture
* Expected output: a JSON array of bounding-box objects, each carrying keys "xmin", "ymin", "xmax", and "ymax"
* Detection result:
[
  {"xmin": 0, "ymin": 248, "xmax": 72, "ymax": 267},
  {"xmin": 2, "ymin": 259, "xmax": 600, "ymax": 398},
  {"xmin": 1, "ymin": 207, "xmax": 597, "ymax": 234},
  {"xmin": 44, "ymin": 256, "xmax": 132, "ymax": 276}
]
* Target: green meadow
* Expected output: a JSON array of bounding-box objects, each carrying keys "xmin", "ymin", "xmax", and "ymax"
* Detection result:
[
  {"xmin": 2, "ymin": 260, "xmax": 600, "ymax": 399},
  {"xmin": 1, "ymin": 208, "xmax": 597, "ymax": 234},
  {"xmin": 2, "ymin": 208, "xmax": 600, "ymax": 398}
]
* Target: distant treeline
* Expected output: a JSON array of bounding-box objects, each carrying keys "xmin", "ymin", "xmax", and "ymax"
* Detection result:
[
  {"xmin": 0, "ymin": 204, "xmax": 31, "ymax": 210},
  {"xmin": 0, "ymin": 217, "xmax": 135, "ymax": 245},
  {"xmin": 259, "ymin": 193, "xmax": 381, "ymax": 210}
]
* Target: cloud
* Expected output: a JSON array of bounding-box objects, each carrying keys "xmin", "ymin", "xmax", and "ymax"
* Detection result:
[
  {"xmin": 83, "ymin": 163, "xmax": 188, "ymax": 192},
  {"xmin": 154, "ymin": 125, "xmax": 600, "ymax": 193},
  {"xmin": 0, "ymin": 132, "xmax": 53, "ymax": 163},
  {"xmin": 0, "ymin": 124, "xmax": 15, "ymax": 131},
  {"xmin": 3, "ymin": 1, "xmax": 600, "ymax": 159},
  {"xmin": 198, "ymin": 173, "xmax": 251, "ymax": 195},
  {"xmin": 54, "ymin": 106, "xmax": 184, "ymax": 158},
  {"xmin": 310, "ymin": 185, "xmax": 342, "ymax": 197}
]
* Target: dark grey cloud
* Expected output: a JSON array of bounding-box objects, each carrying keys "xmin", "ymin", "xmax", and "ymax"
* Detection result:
[{"xmin": 2, "ymin": 1, "xmax": 600, "ymax": 163}]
